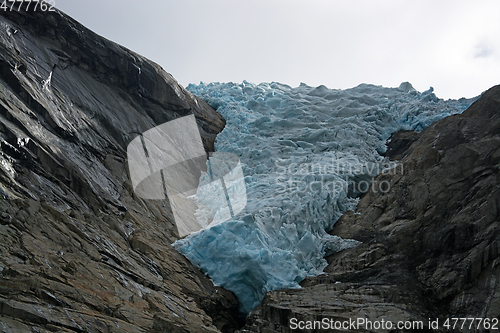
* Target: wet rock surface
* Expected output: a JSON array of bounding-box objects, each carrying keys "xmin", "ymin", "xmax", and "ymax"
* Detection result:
[
  {"xmin": 239, "ymin": 87, "xmax": 500, "ymax": 332},
  {"xmin": 0, "ymin": 8, "xmax": 241, "ymax": 333}
]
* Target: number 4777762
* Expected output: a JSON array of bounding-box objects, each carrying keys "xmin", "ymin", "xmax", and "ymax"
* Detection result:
[
  {"xmin": 1, "ymin": 0, "xmax": 56, "ymax": 12},
  {"xmin": 442, "ymin": 318, "xmax": 499, "ymax": 330}
]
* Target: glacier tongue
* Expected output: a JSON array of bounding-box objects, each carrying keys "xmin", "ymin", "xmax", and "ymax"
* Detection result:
[{"xmin": 173, "ymin": 81, "xmax": 475, "ymax": 313}]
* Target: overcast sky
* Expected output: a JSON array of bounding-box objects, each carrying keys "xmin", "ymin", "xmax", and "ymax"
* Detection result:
[{"xmin": 56, "ymin": 0, "xmax": 500, "ymax": 100}]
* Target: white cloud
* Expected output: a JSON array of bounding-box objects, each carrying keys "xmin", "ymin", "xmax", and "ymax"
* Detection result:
[{"xmin": 57, "ymin": 0, "xmax": 500, "ymax": 99}]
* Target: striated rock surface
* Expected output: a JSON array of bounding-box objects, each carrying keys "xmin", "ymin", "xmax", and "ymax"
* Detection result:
[
  {"xmin": 239, "ymin": 86, "xmax": 500, "ymax": 332},
  {"xmin": 0, "ymin": 7, "xmax": 242, "ymax": 333}
]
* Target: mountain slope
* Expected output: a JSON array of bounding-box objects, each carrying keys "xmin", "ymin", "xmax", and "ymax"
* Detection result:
[{"xmin": 0, "ymin": 8, "xmax": 241, "ymax": 333}]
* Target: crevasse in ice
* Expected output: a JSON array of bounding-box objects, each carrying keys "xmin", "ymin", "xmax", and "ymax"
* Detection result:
[{"xmin": 173, "ymin": 81, "xmax": 476, "ymax": 313}]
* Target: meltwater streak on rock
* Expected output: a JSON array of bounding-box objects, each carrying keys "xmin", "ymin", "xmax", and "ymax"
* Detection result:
[
  {"xmin": 175, "ymin": 81, "xmax": 476, "ymax": 313},
  {"xmin": 0, "ymin": 8, "xmax": 244, "ymax": 333}
]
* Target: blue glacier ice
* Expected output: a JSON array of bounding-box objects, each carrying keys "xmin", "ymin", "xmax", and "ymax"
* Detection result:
[{"xmin": 173, "ymin": 81, "xmax": 476, "ymax": 313}]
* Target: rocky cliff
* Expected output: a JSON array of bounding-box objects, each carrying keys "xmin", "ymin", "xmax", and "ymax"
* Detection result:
[
  {"xmin": 0, "ymin": 7, "xmax": 242, "ymax": 333},
  {"xmin": 240, "ymin": 86, "xmax": 500, "ymax": 332}
]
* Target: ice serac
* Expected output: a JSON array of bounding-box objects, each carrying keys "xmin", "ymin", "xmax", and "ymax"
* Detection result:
[
  {"xmin": 239, "ymin": 85, "xmax": 500, "ymax": 332},
  {"xmin": 0, "ymin": 7, "xmax": 243, "ymax": 333},
  {"xmin": 176, "ymin": 80, "xmax": 475, "ymax": 313}
]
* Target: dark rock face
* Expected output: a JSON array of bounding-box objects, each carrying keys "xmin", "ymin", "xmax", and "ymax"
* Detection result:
[
  {"xmin": 0, "ymin": 8, "xmax": 241, "ymax": 333},
  {"xmin": 383, "ymin": 129, "xmax": 421, "ymax": 161},
  {"xmin": 240, "ymin": 86, "xmax": 500, "ymax": 332}
]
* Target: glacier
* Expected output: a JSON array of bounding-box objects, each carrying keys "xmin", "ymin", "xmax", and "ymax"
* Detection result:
[{"xmin": 173, "ymin": 81, "xmax": 476, "ymax": 313}]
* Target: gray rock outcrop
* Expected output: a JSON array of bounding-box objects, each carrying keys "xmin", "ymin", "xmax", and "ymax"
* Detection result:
[
  {"xmin": 0, "ymin": 7, "xmax": 242, "ymax": 333},
  {"xmin": 240, "ymin": 86, "xmax": 500, "ymax": 332}
]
